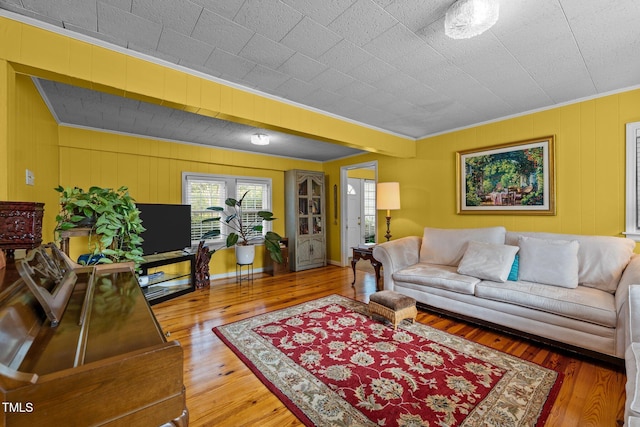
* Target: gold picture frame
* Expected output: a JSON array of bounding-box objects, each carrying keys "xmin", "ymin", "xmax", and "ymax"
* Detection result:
[{"xmin": 456, "ymin": 136, "xmax": 555, "ymax": 215}]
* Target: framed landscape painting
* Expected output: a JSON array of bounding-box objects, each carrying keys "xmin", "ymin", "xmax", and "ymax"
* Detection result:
[{"xmin": 456, "ymin": 136, "xmax": 555, "ymax": 215}]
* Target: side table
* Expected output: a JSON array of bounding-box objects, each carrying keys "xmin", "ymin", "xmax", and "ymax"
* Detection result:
[{"xmin": 351, "ymin": 246, "xmax": 382, "ymax": 290}]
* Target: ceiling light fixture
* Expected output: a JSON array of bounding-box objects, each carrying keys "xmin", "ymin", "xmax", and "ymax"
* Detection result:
[
  {"xmin": 444, "ymin": 0, "xmax": 499, "ymax": 39},
  {"xmin": 251, "ymin": 133, "xmax": 269, "ymax": 145}
]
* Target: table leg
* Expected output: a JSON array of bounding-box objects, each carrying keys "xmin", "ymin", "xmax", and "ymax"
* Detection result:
[
  {"xmin": 372, "ymin": 261, "xmax": 382, "ymax": 291},
  {"xmin": 351, "ymin": 257, "xmax": 358, "ymax": 286}
]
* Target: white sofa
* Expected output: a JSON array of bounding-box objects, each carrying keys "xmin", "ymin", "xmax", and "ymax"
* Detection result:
[
  {"xmin": 372, "ymin": 226, "xmax": 639, "ymax": 360},
  {"xmin": 626, "ymin": 285, "xmax": 640, "ymax": 425}
]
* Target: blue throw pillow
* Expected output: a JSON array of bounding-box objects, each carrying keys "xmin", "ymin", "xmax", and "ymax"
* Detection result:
[{"xmin": 507, "ymin": 254, "xmax": 519, "ymax": 281}]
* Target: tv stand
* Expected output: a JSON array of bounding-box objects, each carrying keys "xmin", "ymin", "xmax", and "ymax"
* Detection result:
[{"xmin": 140, "ymin": 251, "xmax": 195, "ymax": 305}]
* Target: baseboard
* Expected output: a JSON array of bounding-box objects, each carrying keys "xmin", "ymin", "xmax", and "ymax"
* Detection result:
[{"xmin": 209, "ymin": 266, "xmax": 265, "ymax": 281}]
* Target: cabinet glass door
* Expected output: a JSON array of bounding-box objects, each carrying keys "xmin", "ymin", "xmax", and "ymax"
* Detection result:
[
  {"xmin": 297, "ymin": 175, "xmax": 324, "ymax": 237},
  {"xmin": 298, "ymin": 177, "xmax": 311, "ymax": 236}
]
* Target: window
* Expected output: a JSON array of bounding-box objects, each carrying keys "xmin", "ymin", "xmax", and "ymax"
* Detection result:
[
  {"xmin": 363, "ymin": 180, "xmax": 376, "ymax": 243},
  {"xmin": 182, "ymin": 173, "xmax": 273, "ymax": 245},
  {"xmin": 625, "ymin": 121, "xmax": 640, "ymax": 240}
]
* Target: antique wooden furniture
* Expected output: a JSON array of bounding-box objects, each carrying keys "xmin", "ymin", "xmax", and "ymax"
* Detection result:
[
  {"xmin": 351, "ymin": 246, "xmax": 382, "ymax": 290},
  {"xmin": 284, "ymin": 170, "xmax": 326, "ymax": 271},
  {"xmin": 266, "ymin": 238, "xmax": 289, "ymax": 276},
  {"xmin": 0, "ymin": 244, "xmax": 188, "ymax": 426},
  {"xmin": 0, "ymin": 202, "xmax": 44, "ymax": 256}
]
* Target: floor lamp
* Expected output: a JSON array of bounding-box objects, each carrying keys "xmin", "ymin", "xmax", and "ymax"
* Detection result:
[{"xmin": 376, "ymin": 182, "xmax": 401, "ymax": 242}]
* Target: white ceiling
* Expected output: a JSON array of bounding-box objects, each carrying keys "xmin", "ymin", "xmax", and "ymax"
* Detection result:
[{"xmin": 2, "ymin": 0, "xmax": 640, "ymax": 161}]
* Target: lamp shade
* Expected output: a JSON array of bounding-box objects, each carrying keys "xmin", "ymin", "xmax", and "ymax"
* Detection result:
[{"xmin": 377, "ymin": 182, "xmax": 401, "ymax": 210}]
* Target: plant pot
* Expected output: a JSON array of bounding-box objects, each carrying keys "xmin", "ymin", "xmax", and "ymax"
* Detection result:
[{"xmin": 235, "ymin": 245, "xmax": 255, "ymax": 265}]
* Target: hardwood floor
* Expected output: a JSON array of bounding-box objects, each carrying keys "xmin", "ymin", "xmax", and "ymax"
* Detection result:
[{"xmin": 151, "ymin": 265, "xmax": 626, "ymax": 427}]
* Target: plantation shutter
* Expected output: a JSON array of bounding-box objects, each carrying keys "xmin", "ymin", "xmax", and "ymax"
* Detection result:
[
  {"xmin": 183, "ymin": 173, "xmax": 273, "ymax": 245},
  {"xmin": 625, "ymin": 122, "xmax": 640, "ymax": 240},
  {"xmin": 184, "ymin": 175, "xmax": 226, "ymax": 242}
]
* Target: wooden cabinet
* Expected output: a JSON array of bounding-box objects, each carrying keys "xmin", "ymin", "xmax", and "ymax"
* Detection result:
[{"xmin": 285, "ymin": 170, "xmax": 326, "ymax": 271}]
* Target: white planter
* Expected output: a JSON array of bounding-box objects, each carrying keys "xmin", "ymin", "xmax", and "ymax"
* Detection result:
[{"xmin": 235, "ymin": 245, "xmax": 255, "ymax": 265}]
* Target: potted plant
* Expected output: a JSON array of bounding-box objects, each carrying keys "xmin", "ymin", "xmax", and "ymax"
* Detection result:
[
  {"xmin": 54, "ymin": 185, "xmax": 145, "ymax": 268},
  {"xmin": 201, "ymin": 191, "xmax": 283, "ymax": 265}
]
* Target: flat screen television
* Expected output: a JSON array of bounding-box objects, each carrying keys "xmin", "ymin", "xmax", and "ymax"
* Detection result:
[{"xmin": 137, "ymin": 203, "xmax": 192, "ymax": 255}]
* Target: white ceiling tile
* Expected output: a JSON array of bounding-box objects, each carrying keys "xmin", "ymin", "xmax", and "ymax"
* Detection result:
[
  {"xmin": 243, "ymin": 65, "xmax": 290, "ymax": 91},
  {"xmin": 348, "ymin": 57, "xmax": 397, "ymax": 85},
  {"xmin": 205, "ymin": 48, "xmax": 256, "ymax": 80},
  {"xmin": 64, "ymin": 21, "xmax": 127, "ymax": 47},
  {"xmin": 278, "ymin": 53, "xmax": 327, "ymax": 82},
  {"xmin": 97, "ymin": 2, "xmax": 162, "ymax": 50},
  {"xmin": 317, "ymin": 39, "xmax": 374, "ymax": 74},
  {"xmin": 380, "ymin": 0, "xmax": 449, "ymax": 32},
  {"xmin": 97, "ymin": 0, "xmax": 130, "ymax": 12},
  {"xmin": 281, "ymin": 0, "xmax": 354, "ymax": 26},
  {"xmin": 328, "ymin": 0, "xmax": 397, "ymax": 46},
  {"xmin": 129, "ymin": 41, "xmax": 181, "ymax": 63},
  {"xmin": 189, "ymin": 0, "xmax": 244, "ymax": 20},
  {"xmin": 234, "ymin": 0, "xmax": 303, "ymax": 42},
  {"xmin": 363, "ymin": 23, "xmax": 425, "ymax": 63},
  {"xmin": 191, "ymin": 9, "xmax": 253, "ymax": 55},
  {"xmin": 339, "ymin": 80, "xmax": 378, "ymax": 100},
  {"xmin": 239, "ymin": 34, "xmax": 295, "ymax": 69},
  {"xmin": 309, "ymin": 68, "xmax": 356, "ymax": 93},
  {"xmin": 131, "ymin": 0, "xmax": 202, "ymax": 35},
  {"xmin": 276, "ymin": 78, "xmax": 317, "ymax": 101},
  {"xmin": 281, "ymin": 17, "xmax": 342, "ymax": 59},
  {"xmin": 21, "ymin": 0, "xmax": 98, "ymax": 30},
  {"xmin": 157, "ymin": 28, "xmax": 213, "ymax": 66}
]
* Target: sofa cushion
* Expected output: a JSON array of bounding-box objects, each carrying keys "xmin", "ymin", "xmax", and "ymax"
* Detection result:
[
  {"xmin": 475, "ymin": 280, "xmax": 616, "ymax": 328},
  {"xmin": 506, "ymin": 231, "xmax": 635, "ymax": 293},
  {"xmin": 457, "ymin": 241, "xmax": 519, "ymax": 282},
  {"xmin": 420, "ymin": 226, "xmax": 506, "ymax": 266},
  {"xmin": 518, "ymin": 236, "xmax": 579, "ymax": 288},
  {"xmin": 393, "ymin": 263, "xmax": 480, "ymax": 295}
]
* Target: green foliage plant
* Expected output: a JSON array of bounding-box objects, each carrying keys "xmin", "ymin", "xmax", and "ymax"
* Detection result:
[
  {"xmin": 201, "ymin": 190, "xmax": 283, "ymax": 263},
  {"xmin": 54, "ymin": 185, "xmax": 145, "ymax": 268}
]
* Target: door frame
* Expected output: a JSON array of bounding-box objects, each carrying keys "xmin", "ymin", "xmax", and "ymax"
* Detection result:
[{"xmin": 339, "ymin": 160, "xmax": 378, "ymax": 267}]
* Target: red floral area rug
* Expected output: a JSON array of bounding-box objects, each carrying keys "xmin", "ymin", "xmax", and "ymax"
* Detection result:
[{"xmin": 213, "ymin": 295, "xmax": 562, "ymax": 426}]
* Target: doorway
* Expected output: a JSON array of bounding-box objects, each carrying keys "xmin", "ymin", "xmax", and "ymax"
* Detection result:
[{"xmin": 340, "ymin": 161, "xmax": 378, "ymax": 267}]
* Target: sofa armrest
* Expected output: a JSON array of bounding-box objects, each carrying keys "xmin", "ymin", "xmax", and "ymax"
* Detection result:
[
  {"xmin": 630, "ymin": 285, "xmax": 640, "ymax": 344},
  {"xmin": 616, "ymin": 254, "xmax": 640, "ymax": 312},
  {"xmin": 373, "ymin": 236, "xmax": 422, "ymax": 291},
  {"xmin": 615, "ymin": 254, "xmax": 640, "ymax": 354}
]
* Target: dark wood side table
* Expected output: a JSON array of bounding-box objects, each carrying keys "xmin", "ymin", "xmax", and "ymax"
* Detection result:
[{"xmin": 351, "ymin": 246, "xmax": 382, "ymax": 290}]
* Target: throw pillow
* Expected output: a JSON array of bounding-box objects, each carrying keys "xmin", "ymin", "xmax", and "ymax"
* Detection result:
[
  {"xmin": 507, "ymin": 254, "xmax": 519, "ymax": 281},
  {"xmin": 419, "ymin": 226, "xmax": 506, "ymax": 266},
  {"xmin": 518, "ymin": 236, "xmax": 580, "ymax": 288},
  {"xmin": 457, "ymin": 241, "xmax": 520, "ymax": 283}
]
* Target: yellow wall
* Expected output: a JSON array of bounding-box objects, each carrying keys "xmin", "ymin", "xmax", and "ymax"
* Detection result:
[
  {"xmin": 1, "ymin": 65, "xmax": 60, "ymax": 242},
  {"xmin": 57, "ymin": 126, "xmax": 321, "ymax": 274},
  {"xmin": 326, "ymin": 89, "xmax": 640, "ymax": 262}
]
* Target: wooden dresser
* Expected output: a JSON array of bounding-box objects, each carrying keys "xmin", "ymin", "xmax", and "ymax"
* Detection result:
[{"xmin": 0, "ymin": 245, "xmax": 188, "ymax": 426}]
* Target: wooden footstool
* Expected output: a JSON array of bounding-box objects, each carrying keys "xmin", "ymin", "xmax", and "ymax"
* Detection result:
[{"xmin": 369, "ymin": 290, "xmax": 417, "ymax": 329}]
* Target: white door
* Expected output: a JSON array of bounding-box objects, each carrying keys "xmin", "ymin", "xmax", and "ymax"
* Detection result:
[{"xmin": 347, "ymin": 178, "xmax": 363, "ymax": 250}]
